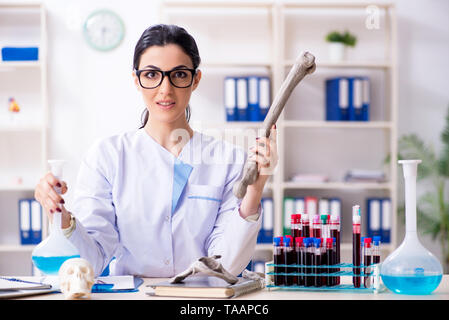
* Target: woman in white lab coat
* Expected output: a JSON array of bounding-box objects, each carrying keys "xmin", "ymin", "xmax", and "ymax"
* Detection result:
[{"xmin": 34, "ymin": 24, "xmax": 278, "ymax": 277}]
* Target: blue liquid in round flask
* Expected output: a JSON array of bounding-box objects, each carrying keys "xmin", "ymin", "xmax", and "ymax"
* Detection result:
[
  {"xmin": 31, "ymin": 160, "xmax": 80, "ymax": 275},
  {"xmin": 380, "ymin": 160, "xmax": 443, "ymax": 295}
]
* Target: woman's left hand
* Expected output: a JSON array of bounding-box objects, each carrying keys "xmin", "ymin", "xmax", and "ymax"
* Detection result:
[{"xmin": 247, "ymin": 124, "xmax": 279, "ymax": 192}]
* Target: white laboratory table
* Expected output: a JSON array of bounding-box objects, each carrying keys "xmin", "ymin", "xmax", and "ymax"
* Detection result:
[{"xmin": 15, "ymin": 275, "xmax": 449, "ymax": 300}]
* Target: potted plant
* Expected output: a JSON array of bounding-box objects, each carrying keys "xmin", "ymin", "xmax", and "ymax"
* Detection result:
[
  {"xmin": 325, "ymin": 30, "xmax": 357, "ymax": 62},
  {"xmin": 394, "ymin": 105, "xmax": 449, "ymax": 273}
]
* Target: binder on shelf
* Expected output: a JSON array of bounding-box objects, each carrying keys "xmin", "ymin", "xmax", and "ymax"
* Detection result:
[
  {"xmin": 305, "ymin": 196, "xmax": 318, "ymax": 216},
  {"xmin": 294, "ymin": 197, "xmax": 305, "ymax": 215},
  {"xmin": 329, "ymin": 198, "xmax": 341, "ymax": 217},
  {"xmin": 18, "ymin": 199, "xmax": 31, "ymax": 245},
  {"xmin": 283, "ymin": 197, "xmax": 295, "ymax": 235},
  {"xmin": 349, "ymin": 77, "xmax": 363, "ymax": 121},
  {"xmin": 326, "ymin": 76, "xmax": 370, "ymax": 122},
  {"xmin": 224, "ymin": 77, "xmax": 237, "ymax": 121},
  {"xmin": 236, "ymin": 77, "xmax": 248, "ymax": 121},
  {"xmin": 259, "ymin": 198, "xmax": 273, "ymax": 243},
  {"xmin": 366, "ymin": 197, "xmax": 391, "ymax": 243},
  {"xmin": 381, "ymin": 198, "xmax": 391, "ymax": 243},
  {"xmin": 30, "ymin": 199, "xmax": 42, "ymax": 244},
  {"xmin": 325, "ymin": 77, "xmax": 349, "ymax": 121},
  {"xmin": 362, "ymin": 77, "xmax": 370, "ymax": 121},
  {"xmin": 258, "ymin": 76, "xmax": 270, "ymax": 121},
  {"xmin": 318, "ymin": 198, "xmax": 329, "ymax": 215},
  {"xmin": 247, "ymin": 76, "xmax": 260, "ymax": 122},
  {"xmin": 367, "ymin": 198, "xmax": 381, "ymax": 238}
]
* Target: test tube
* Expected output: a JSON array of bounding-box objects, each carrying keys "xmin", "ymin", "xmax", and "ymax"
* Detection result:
[
  {"xmin": 273, "ymin": 237, "xmax": 284, "ymax": 286},
  {"xmin": 373, "ymin": 236, "xmax": 381, "ymax": 264},
  {"xmin": 304, "ymin": 238, "xmax": 314, "ymax": 287},
  {"xmin": 325, "ymin": 238, "xmax": 333, "ymax": 286},
  {"xmin": 284, "ymin": 236, "xmax": 294, "ymax": 286},
  {"xmin": 301, "ymin": 214, "xmax": 310, "ymax": 237},
  {"xmin": 352, "ymin": 205, "xmax": 361, "ymax": 288},
  {"xmin": 330, "ymin": 215, "xmax": 340, "ymax": 285},
  {"xmin": 363, "ymin": 238, "xmax": 373, "ymax": 288},
  {"xmin": 312, "ymin": 215, "xmax": 321, "ymax": 238},
  {"xmin": 320, "ymin": 214, "xmax": 329, "ymax": 238},
  {"xmin": 313, "ymin": 238, "xmax": 322, "ymax": 287},
  {"xmin": 291, "ymin": 214, "xmax": 301, "ymax": 244},
  {"xmin": 295, "ymin": 237, "xmax": 305, "ymax": 286}
]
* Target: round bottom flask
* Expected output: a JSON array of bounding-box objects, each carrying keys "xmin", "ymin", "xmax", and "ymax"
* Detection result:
[{"xmin": 380, "ymin": 160, "xmax": 443, "ymax": 294}]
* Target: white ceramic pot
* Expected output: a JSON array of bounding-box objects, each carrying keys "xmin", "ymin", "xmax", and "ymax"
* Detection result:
[{"xmin": 328, "ymin": 42, "xmax": 346, "ymax": 62}]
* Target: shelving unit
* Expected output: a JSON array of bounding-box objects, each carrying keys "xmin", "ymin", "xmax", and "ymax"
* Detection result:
[
  {"xmin": 160, "ymin": 1, "xmax": 398, "ymax": 258},
  {"xmin": 0, "ymin": 2, "xmax": 48, "ymax": 275}
]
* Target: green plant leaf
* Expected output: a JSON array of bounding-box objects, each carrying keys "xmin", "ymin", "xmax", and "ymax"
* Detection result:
[
  {"xmin": 438, "ymin": 105, "xmax": 449, "ymax": 177},
  {"xmin": 398, "ymin": 134, "xmax": 438, "ymax": 180}
]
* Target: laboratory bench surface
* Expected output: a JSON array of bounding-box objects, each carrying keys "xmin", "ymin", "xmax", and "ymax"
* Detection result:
[{"xmin": 15, "ymin": 275, "xmax": 449, "ymax": 300}]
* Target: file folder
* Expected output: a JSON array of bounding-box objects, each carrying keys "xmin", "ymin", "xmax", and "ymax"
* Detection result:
[
  {"xmin": 258, "ymin": 77, "xmax": 270, "ymax": 121},
  {"xmin": 326, "ymin": 77, "xmax": 349, "ymax": 121},
  {"xmin": 19, "ymin": 199, "xmax": 32, "ymax": 245},
  {"xmin": 362, "ymin": 77, "xmax": 370, "ymax": 121},
  {"xmin": 367, "ymin": 198, "xmax": 381, "ymax": 238},
  {"xmin": 260, "ymin": 198, "xmax": 273, "ymax": 243},
  {"xmin": 381, "ymin": 198, "xmax": 391, "ymax": 243},
  {"xmin": 247, "ymin": 76, "xmax": 260, "ymax": 122},
  {"xmin": 319, "ymin": 198, "xmax": 330, "ymax": 215},
  {"xmin": 349, "ymin": 78, "xmax": 363, "ymax": 121},
  {"xmin": 30, "ymin": 200, "xmax": 43, "ymax": 244},
  {"xmin": 236, "ymin": 77, "xmax": 248, "ymax": 121},
  {"xmin": 294, "ymin": 197, "xmax": 305, "ymax": 215},
  {"xmin": 305, "ymin": 196, "xmax": 318, "ymax": 216},
  {"xmin": 283, "ymin": 197, "xmax": 295, "ymax": 235},
  {"xmin": 329, "ymin": 198, "xmax": 341, "ymax": 217},
  {"xmin": 224, "ymin": 77, "xmax": 237, "ymax": 121}
]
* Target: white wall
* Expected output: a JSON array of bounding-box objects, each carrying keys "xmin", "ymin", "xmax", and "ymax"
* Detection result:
[{"xmin": 26, "ymin": 0, "xmax": 449, "ymax": 259}]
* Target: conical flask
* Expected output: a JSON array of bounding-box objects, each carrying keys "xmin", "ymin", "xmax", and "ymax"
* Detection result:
[
  {"xmin": 380, "ymin": 160, "xmax": 443, "ymax": 294},
  {"xmin": 31, "ymin": 160, "xmax": 80, "ymax": 275}
]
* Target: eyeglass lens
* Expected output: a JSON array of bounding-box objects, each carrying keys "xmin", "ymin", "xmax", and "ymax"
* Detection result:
[{"xmin": 139, "ymin": 69, "xmax": 193, "ymax": 88}]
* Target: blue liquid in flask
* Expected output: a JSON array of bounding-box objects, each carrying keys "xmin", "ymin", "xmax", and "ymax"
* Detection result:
[
  {"xmin": 381, "ymin": 274, "xmax": 442, "ymax": 295},
  {"xmin": 32, "ymin": 255, "xmax": 80, "ymax": 275}
]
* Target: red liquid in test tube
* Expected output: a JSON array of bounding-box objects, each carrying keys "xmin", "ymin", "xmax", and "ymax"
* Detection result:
[
  {"xmin": 352, "ymin": 205, "xmax": 361, "ymax": 288},
  {"xmin": 330, "ymin": 215, "xmax": 340, "ymax": 285}
]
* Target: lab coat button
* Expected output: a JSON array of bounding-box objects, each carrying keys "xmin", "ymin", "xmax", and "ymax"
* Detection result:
[
  {"xmin": 164, "ymin": 259, "xmax": 170, "ymax": 265},
  {"xmin": 165, "ymin": 215, "xmax": 170, "ymax": 222}
]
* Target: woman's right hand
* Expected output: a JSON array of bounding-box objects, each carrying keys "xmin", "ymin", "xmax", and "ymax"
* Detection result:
[{"xmin": 34, "ymin": 172, "xmax": 71, "ymax": 229}]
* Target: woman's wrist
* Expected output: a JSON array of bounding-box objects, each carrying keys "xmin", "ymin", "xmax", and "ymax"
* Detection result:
[{"xmin": 239, "ymin": 184, "xmax": 264, "ymax": 218}]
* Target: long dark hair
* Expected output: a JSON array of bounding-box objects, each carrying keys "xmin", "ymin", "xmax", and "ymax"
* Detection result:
[{"xmin": 133, "ymin": 24, "xmax": 201, "ymax": 128}]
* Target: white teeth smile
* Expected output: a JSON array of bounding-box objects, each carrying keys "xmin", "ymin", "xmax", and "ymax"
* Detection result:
[{"xmin": 158, "ymin": 102, "xmax": 174, "ymax": 106}]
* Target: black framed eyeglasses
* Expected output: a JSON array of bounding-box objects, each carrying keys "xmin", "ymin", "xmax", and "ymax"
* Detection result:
[{"xmin": 135, "ymin": 68, "xmax": 197, "ymax": 89}]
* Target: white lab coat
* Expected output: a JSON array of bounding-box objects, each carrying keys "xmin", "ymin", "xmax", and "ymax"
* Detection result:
[{"xmin": 67, "ymin": 129, "xmax": 263, "ymax": 277}]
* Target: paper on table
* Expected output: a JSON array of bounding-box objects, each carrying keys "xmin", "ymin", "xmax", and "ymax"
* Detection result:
[{"xmin": 95, "ymin": 275, "xmax": 135, "ymax": 290}]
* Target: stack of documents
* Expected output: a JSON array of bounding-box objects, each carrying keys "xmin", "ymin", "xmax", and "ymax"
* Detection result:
[{"xmin": 344, "ymin": 169, "xmax": 385, "ymax": 183}]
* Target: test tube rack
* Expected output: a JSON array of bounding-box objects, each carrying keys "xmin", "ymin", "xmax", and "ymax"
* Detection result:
[{"xmin": 265, "ymin": 261, "xmax": 384, "ymax": 293}]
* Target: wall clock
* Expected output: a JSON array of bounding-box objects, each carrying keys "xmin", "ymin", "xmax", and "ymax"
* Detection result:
[{"xmin": 83, "ymin": 9, "xmax": 125, "ymax": 51}]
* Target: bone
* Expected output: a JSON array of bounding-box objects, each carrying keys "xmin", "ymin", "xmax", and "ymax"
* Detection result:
[
  {"xmin": 170, "ymin": 255, "xmax": 238, "ymax": 285},
  {"xmin": 232, "ymin": 51, "xmax": 316, "ymax": 199}
]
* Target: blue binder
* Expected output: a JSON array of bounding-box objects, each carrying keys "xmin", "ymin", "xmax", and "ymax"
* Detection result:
[
  {"xmin": 1, "ymin": 47, "xmax": 38, "ymax": 61},
  {"xmin": 362, "ymin": 77, "xmax": 370, "ymax": 121},
  {"xmin": 247, "ymin": 76, "xmax": 260, "ymax": 122},
  {"xmin": 381, "ymin": 198, "xmax": 391, "ymax": 243},
  {"xmin": 236, "ymin": 77, "xmax": 248, "ymax": 121},
  {"xmin": 258, "ymin": 76, "xmax": 271, "ymax": 121},
  {"xmin": 18, "ymin": 199, "xmax": 32, "ymax": 245},
  {"xmin": 30, "ymin": 200, "xmax": 43, "ymax": 244},
  {"xmin": 326, "ymin": 77, "xmax": 349, "ymax": 121},
  {"xmin": 224, "ymin": 77, "xmax": 237, "ymax": 121},
  {"xmin": 367, "ymin": 198, "xmax": 382, "ymax": 238},
  {"xmin": 348, "ymin": 77, "xmax": 370, "ymax": 121},
  {"xmin": 260, "ymin": 198, "xmax": 274, "ymax": 243}
]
